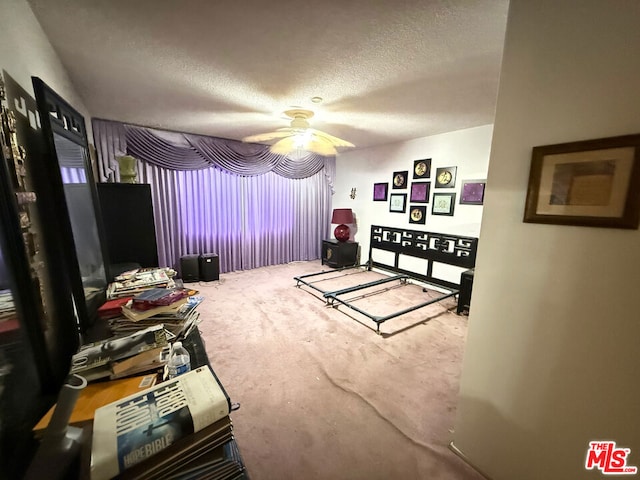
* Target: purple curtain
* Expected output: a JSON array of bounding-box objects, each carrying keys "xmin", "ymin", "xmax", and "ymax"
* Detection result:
[
  {"xmin": 60, "ymin": 167, "xmax": 87, "ymax": 184},
  {"xmin": 92, "ymin": 119, "xmax": 335, "ymax": 273}
]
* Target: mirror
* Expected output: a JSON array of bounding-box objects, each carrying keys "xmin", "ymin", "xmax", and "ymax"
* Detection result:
[
  {"xmin": 32, "ymin": 77, "xmax": 108, "ymax": 332},
  {"xmin": 53, "ymin": 134, "xmax": 107, "ymax": 294}
]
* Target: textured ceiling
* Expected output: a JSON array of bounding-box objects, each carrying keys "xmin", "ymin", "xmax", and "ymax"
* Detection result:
[{"xmin": 27, "ymin": 0, "xmax": 509, "ymax": 152}]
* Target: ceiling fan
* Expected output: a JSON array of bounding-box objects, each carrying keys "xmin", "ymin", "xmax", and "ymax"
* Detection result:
[{"xmin": 242, "ymin": 108, "xmax": 354, "ymax": 156}]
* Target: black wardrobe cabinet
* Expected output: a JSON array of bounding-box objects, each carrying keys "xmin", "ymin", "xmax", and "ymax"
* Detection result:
[{"xmin": 97, "ymin": 182, "xmax": 159, "ymax": 281}]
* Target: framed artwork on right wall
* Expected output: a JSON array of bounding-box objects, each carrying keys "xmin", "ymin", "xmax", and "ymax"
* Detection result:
[
  {"xmin": 435, "ymin": 166, "xmax": 457, "ymax": 188},
  {"xmin": 373, "ymin": 182, "xmax": 388, "ymax": 201},
  {"xmin": 460, "ymin": 180, "xmax": 486, "ymax": 205},
  {"xmin": 389, "ymin": 193, "xmax": 407, "ymax": 213},
  {"xmin": 432, "ymin": 193, "xmax": 456, "ymax": 216},
  {"xmin": 392, "ymin": 170, "xmax": 408, "ymax": 189},
  {"xmin": 410, "ymin": 182, "xmax": 430, "ymax": 203},
  {"xmin": 413, "ymin": 158, "xmax": 431, "ymax": 179}
]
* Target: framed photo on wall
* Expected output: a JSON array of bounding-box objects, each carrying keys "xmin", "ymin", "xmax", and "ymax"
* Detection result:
[
  {"xmin": 523, "ymin": 134, "xmax": 640, "ymax": 229},
  {"xmin": 373, "ymin": 182, "xmax": 388, "ymax": 201},
  {"xmin": 389, "ymin": 193, "xmax": 407, "ymax": 213},
  {"xmin": 410, "ymin": 182, "xmax": 430, "ymax": 203},
  {"xmin": 392, "ymin": 170, "xmax": 408, "ymax": 189},
  {"xmin": 432, "ymin": 193, "xmax": 456, "ymax": 216},
  {"xmin": 435, "ymin": 166, "xmax": 457, "ymax": 188},
  {"xmin": 413, "ymin": 158, "xmax": 431, "ymax": 179},
  {"xmin": 460, "ymin": 180, "xmax": 486, "ymax": 205},
  {"xmin": 409, "ymin": 205, "xmax": 427, "ymax": 224}
]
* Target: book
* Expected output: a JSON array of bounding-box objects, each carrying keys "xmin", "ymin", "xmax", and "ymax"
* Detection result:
[
  {"xmin": 98, "ymin": 296, "xmax": 133, "ymax": 320},
  {"xmin": 91, "ymin": 366, "xmax": 231, "ymax": 480},
  {"xmin": 70, "ymin": 325, "xmax": 168, "ymax": 381},
  {"xmin": 110, "ymin": 346, "xmax": 166, "ymax": 376},
  {"xmin": 32, "ymin": 374, "xmax": 158, "ymax": 436},
  {"xmin": 131, "ymin": 288, "xmax": 189, "ymax": 310},
  {"xmin": 115, "ymin": 418, "xmax": 235, "ymax": 480},
  {"xmin": 110, "ymin": 346, "xmax": 171, "ymax": 380},
  {"xmin": 168, "ymin": 438, "xmax": 246, "ymax": 480},
  {"xmin": 121, "ymin": 297, "xmax": 189, "ymax": 322}
]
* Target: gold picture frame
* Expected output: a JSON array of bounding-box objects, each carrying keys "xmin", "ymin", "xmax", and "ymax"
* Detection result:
[{"xmin": 523, "ymin": 134, "xmax": 640, "ymax": 229}]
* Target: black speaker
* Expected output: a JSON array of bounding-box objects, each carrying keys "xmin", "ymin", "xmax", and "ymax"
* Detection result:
[
  {"xmin": 457, "ymin": 269, "xmax": 475, "ymax": 315},
  {"xmin": 180, "ymin": 254, "xmax": 200, "ymax": 282},
  {"xmin": 199, "ymin": 253, "xmax": 219, "ymax": 281}
]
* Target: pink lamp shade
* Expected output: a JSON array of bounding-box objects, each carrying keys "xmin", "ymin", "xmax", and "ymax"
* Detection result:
[{"xmin": 331, "ymin": 208, "xmax": 354, "ymax": 242}]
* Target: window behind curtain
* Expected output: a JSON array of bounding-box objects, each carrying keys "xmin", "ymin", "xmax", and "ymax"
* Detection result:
[{"xmin": 139, "ymin": 163, "xmax": 331, "ymax": 273}]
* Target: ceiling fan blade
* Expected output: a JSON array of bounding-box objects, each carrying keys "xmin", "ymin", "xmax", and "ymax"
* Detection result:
[
  {"xmin": 269, "ymin": 137, "xmax": 298, "ymax": 155},
  {"xmin": 242, "ymin": 129, "xmax": 294, "ymax": 143},
  {"xmin": 310, "ymin": 128, "xmax": 355, "ymax": 148},
  {"xmin": 305, "ymin": 137, "xmax": 338, "ymax": 156},
  {"xmin": 270, "ymin": 136, "xmax": 335, "ymax": 156}
]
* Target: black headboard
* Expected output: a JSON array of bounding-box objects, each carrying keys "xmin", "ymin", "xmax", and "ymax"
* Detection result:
[{"xmin": 368, "ymin": 225, "xmax": 478, "ymax": 290}]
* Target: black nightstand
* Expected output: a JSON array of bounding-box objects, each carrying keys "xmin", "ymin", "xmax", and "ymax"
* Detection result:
[
  {"xmin": 457, "ymin": 269, "xmax": 474, "ymax": 315},
  {"xmin": 322, "ymin": 239, "xmax": 358, "ymax": 268}
]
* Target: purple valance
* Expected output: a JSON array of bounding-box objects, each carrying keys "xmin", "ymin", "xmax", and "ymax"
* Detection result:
[{"xmin": 93, "ymin": 119, "xmax": 332, "ymax": 181}]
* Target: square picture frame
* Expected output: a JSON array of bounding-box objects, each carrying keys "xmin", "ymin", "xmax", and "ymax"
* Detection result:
[
  {"xmin": 460, "ymin": 179, "xmax": 486, "ymax": 205},
  {"xmin": 435, "ymin": 166, "xmax": 457, "ymax": 188},
  {"xmin": 389, "ymin": 193, "xmax": 407, "ymax": 213},
  {"xmin": 432, "ymin": 193, "xmax": 456, "ymax": 216},
  {"xmin": 392, "ymin": 170, "xmax": 408, "ymax": 189},
  {"xmin": 410, "ymin": 182, "xmax": 430, "ymax": 203},
  {"xmin": 523, "ymin": 134, "xmax": 640, "ymax": 229},
  {"xmin": 373, "ymin": 182, "xmax": 388, "ymax": 201},
  {"xmin": 409, "ymin": 205, "xmax": 427, "ymax": 224},
  {"xmin": 413, "ymin": 158, "xmax": 431, "ymax": 179}
]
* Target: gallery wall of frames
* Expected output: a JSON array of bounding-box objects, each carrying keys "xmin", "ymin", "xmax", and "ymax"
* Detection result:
[{"xmin": 373, "ymin": 158, "xmax": 486, "ymax": 226}]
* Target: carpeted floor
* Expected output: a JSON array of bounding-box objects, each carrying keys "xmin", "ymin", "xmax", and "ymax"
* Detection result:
[{"xmin": 189, "ymin": 260, "xmax": 484, "ymax": 480}]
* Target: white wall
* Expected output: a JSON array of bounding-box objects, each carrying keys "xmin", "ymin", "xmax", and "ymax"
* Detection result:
[
  {"xmin": 0, "ymin": 0, "xmax": 90, "ymax": 129},
  {"xmin": 334, "ymin": 124, "xmax": 493, "ymax": 263},
  {"xmin": 453, "ymin": 2, "xmax": 640, "ymax": 480}
]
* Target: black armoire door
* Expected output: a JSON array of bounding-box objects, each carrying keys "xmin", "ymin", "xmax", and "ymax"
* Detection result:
[
  {"xmin": 32, "ymin": 77, "xmax": 109, "ymax": 332},
  {"xmin": 97, "ymin": 182, "xmax": 159, "ymax": 280}
]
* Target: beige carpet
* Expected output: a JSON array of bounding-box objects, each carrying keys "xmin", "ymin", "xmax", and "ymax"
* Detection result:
[{"xmin": 190, "ymin": 260, "xmax": 483, "ymax": 480}]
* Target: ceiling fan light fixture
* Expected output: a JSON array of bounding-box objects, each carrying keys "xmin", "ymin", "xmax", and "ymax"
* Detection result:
[
  {"xmin": 243, "ymin": 108, "xmax": 354, "ymax": 157},
  {"xmin": 293, "ymin": 129, "xmax": 312, "ymax": 149}
]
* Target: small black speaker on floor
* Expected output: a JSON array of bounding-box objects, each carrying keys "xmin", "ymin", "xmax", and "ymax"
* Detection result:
[
  {"xmin": 199, "ymin": 253, "xmax": 220, "ymax": 281},
  {"xmin": 180, "ymin": 254, "xmax": 200, "ymax": 282}
]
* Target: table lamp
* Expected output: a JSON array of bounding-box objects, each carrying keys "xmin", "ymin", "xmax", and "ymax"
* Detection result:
[{"xmin": 331, "ymin": 208, "xmax": 354, "ymax": 242}]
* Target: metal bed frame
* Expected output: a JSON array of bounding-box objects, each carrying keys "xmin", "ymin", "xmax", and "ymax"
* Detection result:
[{"xmin": 295, "ymin": 225, "xmax": 478, "ymax": 333}]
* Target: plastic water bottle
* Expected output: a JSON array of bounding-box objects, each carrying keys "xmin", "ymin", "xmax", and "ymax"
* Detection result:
[{"xmin": 167, "ymin": 341, "xmax": 191, "ymax": 379}]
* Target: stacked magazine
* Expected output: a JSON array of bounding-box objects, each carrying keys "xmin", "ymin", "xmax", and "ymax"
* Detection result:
[
  {"xmin": 110, "ymin": 295, "xmax": 204, "ymax": 339},
  {"xmin": 70, "ymin": 325, "xmax": 169, "ymax": 382},
  {"xmin": 91, "ymin": 366, "xmax": 246, "ymax": 480},
  {"xmin": 0, "ymin": 289, "xmax": 15, "ymax": 322},
  {"xmin": 107, "ymin": 268, "xmax": 177, "ymax": 299}
]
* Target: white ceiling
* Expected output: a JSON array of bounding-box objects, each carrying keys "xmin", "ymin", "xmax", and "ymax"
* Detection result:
[{"xmin": 27, "ymin": 0, "xmax": 509, "ymax": 152}]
